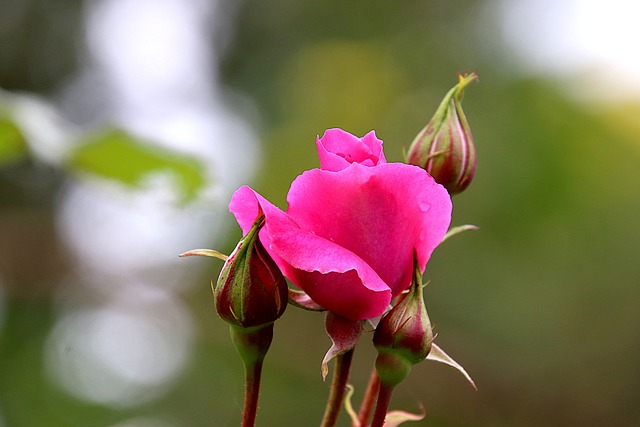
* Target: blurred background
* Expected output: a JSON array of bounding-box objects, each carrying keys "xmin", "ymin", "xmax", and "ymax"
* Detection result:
[{"xmin": 1, "ymin": 0, "xmax": 639, "ymax": 426}]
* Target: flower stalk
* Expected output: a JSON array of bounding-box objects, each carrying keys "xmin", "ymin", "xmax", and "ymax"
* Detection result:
[
  {"xmin": 319, "ymin": 349, "xmax": 355, "ymax": 427},
  {"xmin": 370, "ymin": 382, "xmax": 396, "ymax": 427},
  {"xmin": 181, "ymin": 120, "xmax": 476, "ymax": 425},
  {"xmin": 230, "ymin": 324, "xmax": 274, "ymax": 427},
  {"xmin": 357, "ymin": 367, "xmax": 381, "ymax": 427},
  {"xmin": 371, "ymin": 252, "xmax": 434, "ymax": 426},
  {"xmin": 182, "ymin": 209, "xmax": 288, "ymax": 427}
]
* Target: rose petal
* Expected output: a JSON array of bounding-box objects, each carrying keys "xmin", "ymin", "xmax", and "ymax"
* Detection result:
[
  {"xmin": 230, "ymin": 185, "xmax": 392, "ymax": 320},
  {"xmin": 267, "ymin": 217, "xmax": 392, "ymax": 320},
  {"xmin": 287, "ymin": 269, "xmax": 390, "ymax": 320},
  {"xmin": 229, "ymin": 185, "xmax": 291, "ymax": 269},
  {"xmin": 286, "ymin": 163, "xmax": 451, "ymax": 296},
  {"xmin": 317, "ymin": 128, "xmax": 386, "ymax": 171},
  {"xmin": 229, "ymin": 158, "xmax": 452, "ymax": 320}
]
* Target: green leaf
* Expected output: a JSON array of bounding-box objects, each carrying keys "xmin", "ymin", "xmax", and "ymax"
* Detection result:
[
  {"xmin": 68, "ymin": 129, "xmax": 206, "ymax": 202},
  {"xmin": 0, "ymin": 118, "xmax": 28, "ymax": 165}
]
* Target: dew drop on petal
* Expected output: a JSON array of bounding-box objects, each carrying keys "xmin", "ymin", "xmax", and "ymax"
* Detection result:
[{"xmin": 418, "ymin": 200, "xmax": 431, "ymax": 213}]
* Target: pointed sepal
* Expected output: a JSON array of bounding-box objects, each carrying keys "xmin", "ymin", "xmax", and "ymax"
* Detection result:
[
  {"xmin": 441, "ymin": 224, "xmax": 479, "ymax": 244},
  {"xmin": 343, "ymin": 384, "xmax": 360, "ymax": 427},
  {"xmin": 178, "ymin": 248, "xmax": 229, "ymax": 261},
  {"xmin": 288, "ymin": 288, "xmax": 326, "ymax": 311},
  {"xmin": 321, "ymin": 312, "xmax": 363, "ymax": 380},
  {"xmin": 344, "ymin": 384, "xmax": 426, "ymax": 427},
  {"xmin": 426, "ymin": 343, "xmax": 477, "ymax": 390},
  {"xmin": 383, "ymin": 406, "xmax": 426, "ymax": 427}
]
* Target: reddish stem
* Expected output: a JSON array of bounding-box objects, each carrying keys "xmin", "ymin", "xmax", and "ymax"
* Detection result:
[
  {"xmin": 370, "ymin": 382, "xmax": 395, "ymax": 427},
  {"xmin": 230, "ymin": 325, "xmax": 273, "ymax": 427},
  {"xmin": 242, "ymin": 360, "xmax": 263, "ymax": 427},
  {"xmin": 320, "ymin": 349, "xmax": 355, "ymax": 427},
  {"xmin": 357, "ymin": 368, "xmax": 380, "ymax": 427}
]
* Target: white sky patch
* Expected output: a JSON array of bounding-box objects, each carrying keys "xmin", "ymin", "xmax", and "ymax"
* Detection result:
[{"xmin": 496, "ymin": 0, "xmax": 640, "ymax": 101}]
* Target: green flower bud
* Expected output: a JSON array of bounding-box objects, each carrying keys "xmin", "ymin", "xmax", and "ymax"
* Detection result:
[
  {"xmin": 407, "ymin": 72, "xmax": 478, "ymax": 194},
  {"xmin": 373, "ymin": 254, "xmax": 433, "ymax": 386},
  {"xmin": 215, "ymin": 212, "xmax": 288, "ymax": 329}
]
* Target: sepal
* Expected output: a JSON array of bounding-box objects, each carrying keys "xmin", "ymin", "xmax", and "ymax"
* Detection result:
[
  {"xmin": 214, "ymin": 211, "xmax": 288, "ymax": 328},
  {"xmin": 288, "ymin": 288, "xmax": 326, "ymax": 311},
  {"xmin": 426, "ymin": 343, "xmax": 477, "ymax": 390},
  {"xmin": 343, "ymin": 385, "xmax": 426, "ymax": 427},
  {"xmin": 179, "ymin": 248, "xmax": 229, "ymax": 261},
  {"xmin": 441, "ymin": 224, "xmax": 479, "ymax": 244},
  {"xmin": 321, "ymin": 312, "xmax": 363, "ymax": 380},
  {"xmin": 383, "ymin": 406, "xmax": 426, "ymax": 427}
]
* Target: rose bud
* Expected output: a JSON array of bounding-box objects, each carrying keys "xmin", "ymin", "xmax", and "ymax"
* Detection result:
[
  {"xmin": 407, "ymin": 72, "xmax": 478, "ymax": 194},
  {"xmin": 180, "ymin": 210, "xmax": 288, "ymax": 423},
  {"xmin": 373, "ymin": 253, "xmax": 433, "ymax": 386},
  {"xmin": 215, "ymin": 210, "xmax": 288, "ymax": 329}
]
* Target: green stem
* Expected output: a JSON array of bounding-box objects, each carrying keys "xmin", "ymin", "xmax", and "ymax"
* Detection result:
[
  {"xmin": 320, "ymin": 349, "xmax": 355, "ymax": 427},
  {"xmin": 357, "ymin": 367, "xmax": 380, "ymax": 427},
  {"xmin": 242, "ymin": 359, "xmax": 263, "ymax": 427},
  {"xmin": 370, "ymin": 382, "xmax": 395, "ymax": 427},
  {"xmin": 230, "ymin": 325, "xmax": 274, "ymax": 427}
]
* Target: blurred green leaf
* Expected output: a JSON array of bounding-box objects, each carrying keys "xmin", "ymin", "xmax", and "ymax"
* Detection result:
[
  {"xmin": 68, "ymin": 129, "xmax": 206, "ymax": 202},
  {"xmin": 0, "ymin": 118, "xmax": 28, "ymax": 165}
]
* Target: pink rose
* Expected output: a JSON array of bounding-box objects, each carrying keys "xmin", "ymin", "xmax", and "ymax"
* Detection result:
[
  {"xmin": 229, "ymin": 129, "xmax": 452, "ymax": 320},
  {"xmin": 316, "ymin": 128, "xmax": 386, "ymax": 171}
]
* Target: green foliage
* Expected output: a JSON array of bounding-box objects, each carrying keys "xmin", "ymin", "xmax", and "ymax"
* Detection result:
[
  {"xmin": 0, "ymin": 118, "xmax": 27, "ymax": 165},
  {"xmin": 68, "ymin": 129, "xmax": 206, "ymax": 202}
]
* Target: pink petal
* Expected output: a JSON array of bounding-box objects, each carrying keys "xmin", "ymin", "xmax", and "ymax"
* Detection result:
[
  {"xmin": 286, "ymin": 269, "xmax": 390, "ymax": 320},
  {"xmin": 316, "ymin": 128, "xmax": 386, "ymax": 171},
  {"xmin": 228, "ymin": 185, "xmax": 290, "ymax": 269},
  {"xmin": 228, "ymin": 185, "xmax": 265, "ymax": 234},
  {"xmin": 229, "ymin": 185, "xmax": 392, "ymax": 320},
  {"xmin": 286, "ymin": 163, "xmax": 451, "ymax": 296},
  {"xmin": 266, "ymin": 213, "xmax": 392, "ymax": 319}
]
